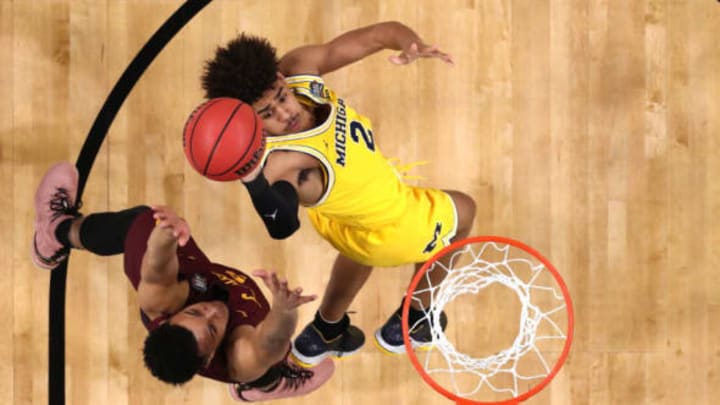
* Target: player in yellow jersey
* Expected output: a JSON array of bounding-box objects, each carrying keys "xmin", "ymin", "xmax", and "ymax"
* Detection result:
[{"xmin": 201, "ymin": 22, "xmax": 476, "ymax": 365}]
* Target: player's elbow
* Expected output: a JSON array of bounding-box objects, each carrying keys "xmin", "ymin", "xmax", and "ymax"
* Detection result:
[{"xmin": 267, "ymin": 219, "xmax": 300, "ymax": 240}]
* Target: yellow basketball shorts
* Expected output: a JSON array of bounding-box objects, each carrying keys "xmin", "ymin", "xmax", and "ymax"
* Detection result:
[{"xmin": 307, "ymin": 186, "xmax": 458, "ymax": 267}]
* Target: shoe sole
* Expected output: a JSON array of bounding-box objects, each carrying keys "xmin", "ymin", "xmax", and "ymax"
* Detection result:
[
  {"xmin": 373, "ymin": 329, "xmax": 434, "ymax": 355},
  {"xmin": 30, "ymin": 233, "xmax": 66, "ymax": 270},
  {"xmin": 289, "ymin": 345, "xmax": 363, "ymax": 369}
]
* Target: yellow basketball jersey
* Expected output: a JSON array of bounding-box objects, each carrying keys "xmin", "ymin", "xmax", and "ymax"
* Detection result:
[
  {"xmin": 263, "ymin": 75, "xmax": 407, "ymax": 227},
  {"xmin": 260, "ymin": 75, "xmax": 458, "ymax": 266}
]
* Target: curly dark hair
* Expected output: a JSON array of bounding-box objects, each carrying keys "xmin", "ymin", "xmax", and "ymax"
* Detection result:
[
  {"xmin": 202, "ymin": 33, "xmax": 279, "ymax": 104},
  {"xmin": 142, "ymin": 323, "xmax": 204, "ymax": 385}
]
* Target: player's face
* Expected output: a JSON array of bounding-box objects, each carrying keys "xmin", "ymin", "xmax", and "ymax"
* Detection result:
[
  {"xmin": 170, "ymin": 301, "xmax": 229, "ymax": 362},
  {"xmin": 253, "ymin": 73, "xmax": 311, "ymax": 136}
]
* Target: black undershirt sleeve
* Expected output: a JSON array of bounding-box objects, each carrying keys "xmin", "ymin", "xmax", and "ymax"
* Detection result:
[{"xmin": 243, "ymin": 172, "xmax": 300, "ymax": 239}]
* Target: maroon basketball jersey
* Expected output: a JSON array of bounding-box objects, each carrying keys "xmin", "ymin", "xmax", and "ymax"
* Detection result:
[{"xmin": 123, "ymin": 209, "xmax": 270, "ymax": 383}]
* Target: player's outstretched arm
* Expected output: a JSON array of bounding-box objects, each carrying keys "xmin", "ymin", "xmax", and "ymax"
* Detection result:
[
  {"xmin": 252, "ymin": 270, "xmax": 316, "ymax": 356},
  {"xmin": 226, "ymin": 271, "xmax": 316, "ymax": 382},
  {"xmin": 137, "ymin": 205, "xmax": 190, "ymax": 314},
  {"xmin": 279, "ymin": 21, "xmax": 453, "ymax": 76}
]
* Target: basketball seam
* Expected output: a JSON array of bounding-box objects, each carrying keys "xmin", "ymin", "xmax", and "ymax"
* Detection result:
[
  {"xmin": 187, "ymin": 98, "xmax": 224, "ymax": 170},
  {"xmin": 215, "ymin": 103, "xmax": 260, "ymax": 176},
  {"xmin": 202, "ymin": 101, "xmax": 244, "ymax": 175},
  {"xmin": 234, "ymin": 136, "xmax": 265, "ymax": 176}
]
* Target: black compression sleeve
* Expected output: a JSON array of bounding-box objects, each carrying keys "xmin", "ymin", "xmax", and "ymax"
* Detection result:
[
  {"xmin": 79, "ymin": 205, "xmax": 151, "ymax": 255},
  {"xmin": 243, "ymin": 172, "xmax": 300, "ymax": 239}
]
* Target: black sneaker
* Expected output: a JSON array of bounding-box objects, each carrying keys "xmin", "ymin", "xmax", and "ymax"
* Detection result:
[
  {"xmin": 374, "ymin": 308, "xmax": 448, "ymax": 354},
  {"xmin": 290, "ymin": 322, "xmax": 365, "ymax": 367}
]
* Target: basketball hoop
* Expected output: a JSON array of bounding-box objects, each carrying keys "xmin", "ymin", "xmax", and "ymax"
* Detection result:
[{"xmin": 402, "ymin": 236, "xmax": 574, "ymax": 404}]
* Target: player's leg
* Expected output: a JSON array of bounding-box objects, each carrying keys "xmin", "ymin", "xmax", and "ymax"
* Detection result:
[
  {"xmin": 442, "ymin": 190, "xmax": 476, "ymax": 244},
  {"xmin": 31, "ymin": 161, "xmax": 156, "ymax": 270},
  {"xmin": 31, "ymin": 161, "xmax": 154, "ymax": 270},
  {"xmin": 318, "ymin": 253, "xmax": 373, "ymax": 321},
  {"xmin": 375, "ymin": 189, "xmax": 476, "ymax": 354},
  {"xmin": 291, "ymin": 253, "xmax": 370, "ymax": 367},
  {"xmin": 35, "ymin": 206, "xmax": 151, "ymax": 261},
  {"xmin": 70, "ymin": 206, "xmax": 152, "ymax": 254},
  {"xmin": 412, "ymin": 189, "xmax": 475, "ymax": 308}
]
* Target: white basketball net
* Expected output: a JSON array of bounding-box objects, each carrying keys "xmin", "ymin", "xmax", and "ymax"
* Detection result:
[{"xmin": 408, "ymin": 241, "xmax": 570, "ymax": 401}]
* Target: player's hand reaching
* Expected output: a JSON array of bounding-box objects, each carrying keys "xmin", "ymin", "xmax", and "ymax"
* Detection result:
[
  {"xmin": 388, "ymin": 42, "xmax": 454, "ymax": 66},
  {"xmin": 252, "ymin": 270, "xmax": 317, "ymax": 312},
  {"xmin": 151, "ymin": 205, "xmax": 191, "ymax": 247}
]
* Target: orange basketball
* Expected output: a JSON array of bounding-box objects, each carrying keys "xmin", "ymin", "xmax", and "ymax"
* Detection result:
[{"xmin": 183, "ymin": 97, "xmax": 265, "ymax": 182}]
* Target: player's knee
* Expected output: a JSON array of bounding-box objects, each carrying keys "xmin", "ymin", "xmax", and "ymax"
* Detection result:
[{"xmin": 447, "ymin": 191, "xmax": 476, "ymax": 233}]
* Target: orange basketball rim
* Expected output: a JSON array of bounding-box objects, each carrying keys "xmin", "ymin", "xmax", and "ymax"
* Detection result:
[{"xmin": 402, "ymin": 236, "xmax": 574, "ymax": 405}]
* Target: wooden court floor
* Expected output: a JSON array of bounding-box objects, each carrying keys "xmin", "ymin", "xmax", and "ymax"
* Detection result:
[{"xmin": 1, "ymin": 1, "xmax": 719, "ymax": 404}]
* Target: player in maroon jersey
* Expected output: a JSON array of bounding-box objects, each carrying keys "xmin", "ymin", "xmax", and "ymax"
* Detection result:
[{"xmin": 31, "ymin": 162, "xmax": 333, "ymax": 402}]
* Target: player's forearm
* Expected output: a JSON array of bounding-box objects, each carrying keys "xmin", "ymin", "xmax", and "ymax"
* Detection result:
[
  {"xmin": 255, "ymin": 307, "xmax": 298, "ymax": 362},
  {"xmin": 369, "ymin": 21, "xmax": 424, "ymax": 51},
  {"xmin": 141, "ymin": 226, "xmax": 179, "ymax": 283}
]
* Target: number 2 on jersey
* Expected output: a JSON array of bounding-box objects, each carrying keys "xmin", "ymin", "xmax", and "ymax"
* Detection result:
[{"xmin": 350, "ymin": 121, "xmax": 375, "ymax": 151}]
